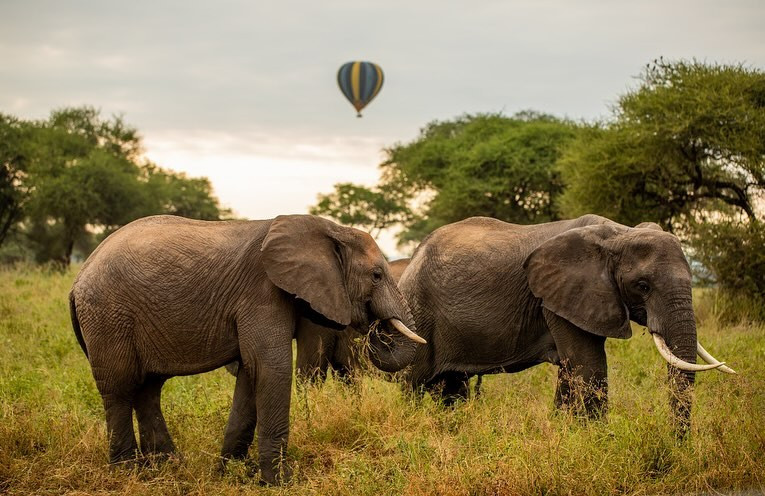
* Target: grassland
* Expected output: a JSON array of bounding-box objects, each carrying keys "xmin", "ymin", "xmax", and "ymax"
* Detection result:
[{"xmin": 1, "ymin": 265, "xmax": 763, "ymax": 495}]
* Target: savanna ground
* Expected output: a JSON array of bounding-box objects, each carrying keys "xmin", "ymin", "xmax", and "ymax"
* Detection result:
[{"xmin": 0, "ymin": 266, "xmax": 763, "ymax": 495}]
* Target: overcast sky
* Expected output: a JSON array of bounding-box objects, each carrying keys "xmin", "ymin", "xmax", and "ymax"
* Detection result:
[{"xmin": 1, "ymin": 0, "xmax": 763, "ymax": 255}]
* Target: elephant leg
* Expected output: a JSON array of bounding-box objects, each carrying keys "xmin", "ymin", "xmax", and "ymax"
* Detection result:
[
  {"xmin": 134, "ymin": 375, "xmax": 175, "ymax": 457},
  {"xmin": 253, "ymin": 354, "xmax": 293, "ymax": 484},
  {"xmin": 474, "ymin": 375, "xmax": 483, "ymax": 398},
  {"xmin": 544, "ymin": 309, "xmax": 608, "ymax": 418},
  {"xmin": 92, "ymin": 364, "xmax": 139, "ymax": 463},
  {"xmin": 331, "ymin": 330, "xmax": 361, "ymax": 382},
  {"xmin": 221, "ymin": 364, "xmax": 257, "ymax": 463},
  {"xmin": 102, "ymin": 393, "xmax": 138, "ymax": 463},
  {"xmin": 237, "ymin": 307, "xmax": 295, "ymax": 485},
  {"xmin": 295, "ymin": 320, "xmax": 331, "ymax": 383}
]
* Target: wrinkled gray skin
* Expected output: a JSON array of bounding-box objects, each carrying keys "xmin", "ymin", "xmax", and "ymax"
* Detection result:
[
  {"xmin": 400, "ymin": 215, "xmax": 698, "ymax": 433},
  {"xmin": 294, "ymin": 258, "xmax": 412, "ymax": 381},
  {"xmin": 70, "ymin": 214, "xmax": 417, "ymax": 484}
]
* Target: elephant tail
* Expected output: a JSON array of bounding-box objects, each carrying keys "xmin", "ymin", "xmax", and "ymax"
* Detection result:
[{"xmin": 69, "ymin": 291, "xmax": 88, "ymax": 358}]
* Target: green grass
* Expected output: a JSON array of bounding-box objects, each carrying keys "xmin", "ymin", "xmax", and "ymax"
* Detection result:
[{"xmin": 1, "ymin": 266, "xmax": 763, "ymax": 495}]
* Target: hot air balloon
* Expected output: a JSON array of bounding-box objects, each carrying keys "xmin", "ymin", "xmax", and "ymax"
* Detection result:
[{"xmin": 337, "ymin": 61, "xmax": 384, "ymax": 117}]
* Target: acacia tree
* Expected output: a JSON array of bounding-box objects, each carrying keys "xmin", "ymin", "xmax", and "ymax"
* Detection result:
[
  {"xmin": 312, "ymin": 112, "xmax": 579, "ymax": 247},
  {"xmin": 380, "ymin": 111, "xmax": 580, "ymax": 244},
  {"xmin": 557, "ymin": 59, "xmax": 765, "ymax": 229}
]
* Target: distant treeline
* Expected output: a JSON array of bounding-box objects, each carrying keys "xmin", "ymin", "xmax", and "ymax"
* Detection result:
[
  {"xmin": 0, "ymin": 107, "xmax": 230, "ymax": 266},
  {"xmin": 312, "ymin": 59, "xmax": 765, "ymax": 311}
]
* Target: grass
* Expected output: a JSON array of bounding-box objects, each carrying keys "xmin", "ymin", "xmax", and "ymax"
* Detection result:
[{"xmin": 1, "ymin": 265, "xmax": 764, "ymax": 495}]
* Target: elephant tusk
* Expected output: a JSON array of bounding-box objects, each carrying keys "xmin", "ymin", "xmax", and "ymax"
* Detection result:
[
  {"xmin": 389, "ymin": 318, "xmax": 427, "ymax": 344},
  {"xmin": 697, "ymin": 342, "xmax": 737, "ymax": 374},
  {"xmin": 651, "ymin": 333, "xmax": 725, "ymax": 372}
]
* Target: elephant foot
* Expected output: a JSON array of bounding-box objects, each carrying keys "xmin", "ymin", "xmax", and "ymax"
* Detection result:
[
  {"xmin": 259, "ymin": 459, "xmax": 292, "ymax": 486},
  {"xmin": 554, "ymin": 394, "xmax": 608, "ymax": 420},
  {"xmin": 139, "ymin": 450, "xmax": 181, "ymax": 467},
  {"xmin": 219, "ymin": 455, "xmax": 259, "ymax": 479},
  {"xmin": 108, "ymin": 449, "xmax": 141, "ymax": 469}
]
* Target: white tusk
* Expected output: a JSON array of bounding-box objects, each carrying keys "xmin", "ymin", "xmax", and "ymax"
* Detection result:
[
  {"xmin": 389, "ymin": 318, "xmax": 427, "ymax": 344},
  {"xmin": 651, "ymin": 333, "xmax": 725, "ymax": 372},
  {"xmin": 697, "ymin": 342, "xmax": 737, "ymax": 374}
]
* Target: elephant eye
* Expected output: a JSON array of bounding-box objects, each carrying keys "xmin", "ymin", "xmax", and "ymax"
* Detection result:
[
  {"xmin": 372, "ymin": 270, "xmax": 383, "ymax": 283},
  {"xmin": 637, "ymin": 281, "xmax": 651, "ymax": 294}
]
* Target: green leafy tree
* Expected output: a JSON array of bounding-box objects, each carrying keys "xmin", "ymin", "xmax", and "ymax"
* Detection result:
[
  {"xmin": 691, "ymin": 221, "xmax": 765, "ymax": 318},
  {"xmin": 380, "ymin": 111, "xmax": 579, "ymax": 244},
  {"xmin": 558, "ymin": 59, "xmax": 765, "ymax": 229},
  {"xmin": 310, "ymin": 182, "xmax": 411, "ymax": 237},
  {"xmin": 0, "ymin": 114, "xmax": 31, "ymax": 245},
  {"xmin": 141, "ymin": 164, "xmax": 229, "ymax": 221},
  {"xmin": 1, "ymin": 106, "xmax": 228, "ymax": 265},
  {"xmin": 23, "ymin": 109, "xmax": 147, "ymax": 264}
]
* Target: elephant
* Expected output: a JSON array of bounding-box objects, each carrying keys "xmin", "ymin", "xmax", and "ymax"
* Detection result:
[
  {"xmin": 294, "ymin": 257, "xmax": 412, "ymax": 381},
  {"xmin": 398, "ymin": 214, "xmax": 734, "ymax": 431},
  {"xmin": 69, "ymin": 214, "xmax": 425, "ymax": 484}
]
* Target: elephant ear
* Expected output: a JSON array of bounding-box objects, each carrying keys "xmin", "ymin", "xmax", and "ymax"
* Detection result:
[
  {"xmin": 524, "ymin": 224, "xmax": 631, "ymax": 339},
  {"xmin": 261, "ymin": 215, "xmax": 352, "ymax": 328}
]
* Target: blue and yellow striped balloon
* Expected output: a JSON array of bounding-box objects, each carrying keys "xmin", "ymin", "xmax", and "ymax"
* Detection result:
[{"xmin": 337, "ymin": 61, "xmax": 384, "ymax": 117}]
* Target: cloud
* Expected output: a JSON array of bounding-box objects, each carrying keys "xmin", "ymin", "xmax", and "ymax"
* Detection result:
[{"xmin": 1, "ymin": 0, "xmax": 763, "ymax": 255}]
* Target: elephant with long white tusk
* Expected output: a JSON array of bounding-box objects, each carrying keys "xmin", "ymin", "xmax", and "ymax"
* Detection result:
[{"xmin": 398, "ymin": 214, "xmax": 735, "ymax": 434}]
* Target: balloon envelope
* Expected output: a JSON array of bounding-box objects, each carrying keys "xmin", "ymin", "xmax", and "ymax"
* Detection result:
[{"xmin": 337, "ymin": 61, "xmax": 384, "ymax": 117}]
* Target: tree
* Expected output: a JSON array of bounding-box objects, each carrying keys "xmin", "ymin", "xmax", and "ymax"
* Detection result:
[
  {"xmin": 0, "ymin": 106, "xmax": 229, "ymax": 265},
  {"xmin": 0, "ymin": 114, "xmax": 31, "ymax": 245},
  {"xmin": 691, "ymin": 221, "xmax": 765, "ymax": 316},
  {"xmin": 558, "ymin": 59, "xmax": 765, "ymax": 229},
  {"xmin": 310, "ymin": 182, "xmax": 411, "ymax": 237},
  {"xmin": 379, "ymin": 111, "xmax": 580, "ymax": 245},
  {"xmin": 142, "ymin": 164, "xmax": 230, "ymax": 221}
]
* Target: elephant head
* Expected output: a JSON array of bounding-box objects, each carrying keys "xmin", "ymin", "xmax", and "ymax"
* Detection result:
[
  {"xmin": 261, "ymin": 215, "xmax": 423, "ymax": 371},
  {"xmin": 525, "ymin": 222, "xmax": 733, "ymax": 430}
]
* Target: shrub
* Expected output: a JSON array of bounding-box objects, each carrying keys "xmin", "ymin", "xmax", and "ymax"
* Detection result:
[{"xmin": 691, "ymin": 221, "xmax": 765, "ymax": 321}]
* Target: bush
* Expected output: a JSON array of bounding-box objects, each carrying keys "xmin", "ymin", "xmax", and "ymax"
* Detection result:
[{"xmin": 691, "ymin": 221, "xmax": 765, "ymax": 320}]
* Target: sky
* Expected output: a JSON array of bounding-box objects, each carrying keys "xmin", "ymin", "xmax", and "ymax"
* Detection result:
[{"xmin": 1, "ymin": 0, "xmax": 764, "ymax": 256}]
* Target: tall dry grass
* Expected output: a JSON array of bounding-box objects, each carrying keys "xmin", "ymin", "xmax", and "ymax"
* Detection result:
[{"xmin": 1, "ymin": 265, "xmax": 763, "ymax": 495}]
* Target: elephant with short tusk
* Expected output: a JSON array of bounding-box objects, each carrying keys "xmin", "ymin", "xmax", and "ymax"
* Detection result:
[
  {"xmin": 69, "ymin": 214, "xmax": 424, "ymax": 485},
  {"xmin": 398, "ymin": 214, "xmax": 734, "ymax": 432},
  {"xmin": 294, "ymin": 257, "xmax": 413, "ymax": 381}
]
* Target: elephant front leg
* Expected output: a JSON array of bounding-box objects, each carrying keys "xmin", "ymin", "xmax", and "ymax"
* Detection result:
[
  {"xmin": 237, "ymin": 304, "xmax": 296, "ymax": 485},
  {"xmin": 554, "ymin": 367, "xmax": 608, "ymax": 419},
  {"xmin": 544, "ymin": 309, "xmax": 608, "ymax": 419},
  {"xmin": 254, "ymin": 358, "xmax": 293, "ymax": 484}
]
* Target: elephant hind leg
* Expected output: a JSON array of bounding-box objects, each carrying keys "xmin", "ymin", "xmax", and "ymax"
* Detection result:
[
  {"xmin": 221, "ymin": 364, "xmax": 257, "ymax": 463},
  {"xmin": 134, "ymin": 375, "xmax": 175, "ymax": 457},
  {"xmin": 89, "ymin": 335, "xmax": 141, "ymax": 464},
  {"xmin": 92, "ymin": 367, "xmax": 139, "ymax": 463}
]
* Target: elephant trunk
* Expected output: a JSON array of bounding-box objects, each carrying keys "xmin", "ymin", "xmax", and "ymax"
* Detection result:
[
  {"xmin": 366, "ymin": 281, "xmax": 420, "ymax": 372},
  {"xmin": 652, "ymin": 293, "xmax": 698, "ymax": 438}
]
